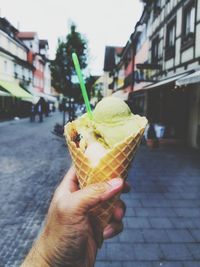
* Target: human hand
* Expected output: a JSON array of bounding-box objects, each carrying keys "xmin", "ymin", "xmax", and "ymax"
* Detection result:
[{"xmin": 22, "ymin": 166, "xmax": 130, "ymax": 267}]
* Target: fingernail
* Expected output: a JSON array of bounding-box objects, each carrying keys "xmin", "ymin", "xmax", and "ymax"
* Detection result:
[{"xmin": 107, "ymin": 178, "xmax": 123, "ymax": 189}]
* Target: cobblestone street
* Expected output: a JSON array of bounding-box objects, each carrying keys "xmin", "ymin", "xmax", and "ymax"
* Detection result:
[
  {"xmin": 0, "ymin": 113, "xmax": 200, "ymax": 266},
  {"xmin": 0, "ymin": 113, "xmax": 71, "ymax": 267}
]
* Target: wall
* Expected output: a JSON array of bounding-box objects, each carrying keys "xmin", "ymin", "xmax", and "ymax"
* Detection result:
[{"xmin": 0, "ymin": 52, "xmax": 14, "ymax": 81}]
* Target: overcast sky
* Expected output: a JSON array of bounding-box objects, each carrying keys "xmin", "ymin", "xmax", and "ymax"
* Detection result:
[{"xmin": 0, "ymin": 0, "xmax": 143, "ymax": 75}]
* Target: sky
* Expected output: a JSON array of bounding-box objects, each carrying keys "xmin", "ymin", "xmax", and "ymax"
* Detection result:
[{"xmin": 0, "ymin": 0, "xmax": 143, "ymax": 76}]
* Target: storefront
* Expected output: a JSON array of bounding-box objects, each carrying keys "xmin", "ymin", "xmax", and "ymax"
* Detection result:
[
  {"xmin": 140, "ymin": 70, "xmax": 200, "ymax": 148},
  {"xmin": 176, "ymin": 70, "xmax": 200, "ymax": 148},
  {"xmin": 0, "ymin": 80, "xmax": 33, "ymax": 120}
]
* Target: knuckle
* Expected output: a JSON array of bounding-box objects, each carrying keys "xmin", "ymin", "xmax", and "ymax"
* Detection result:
[{"xmin": 91, "ymin": 182, "xmax": 107, "ymax": 193}]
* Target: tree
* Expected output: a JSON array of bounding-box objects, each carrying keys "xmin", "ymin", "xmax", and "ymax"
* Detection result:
[{"xmin": 51, "ymin": 23, "xmax": 88, "ymax": 97}]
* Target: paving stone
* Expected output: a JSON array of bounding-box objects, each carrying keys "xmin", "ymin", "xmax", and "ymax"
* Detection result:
[
  {"xmin": 142, "ymin": 229, "xmax": 170, "ymax": 243},
  {"xmin": 159, "ymin": 262, "xmax": 184, "ymax": 267},
  {"xmin": 170, "ymin": 217, "xmax": 200, "ymax": 229},
  {"xmin": 119, "ymin": 229, "xmax": 144, "ymax": 243},
  {"xmin": 183, "ymin": 262, "xmax": 200, "ymax": 267},
  {"xmin": 133, "ymin": 244, "xmax": 163, "ymax": 260},
  {"xmin": 106, "ymin": 243, "xmax": 136, "ymax": 261},
  {"xmin": 149, "ymin": 218, "xmax": 173, "ymax": 229},
  {"xmin": 166, "ymin": 229, "xmax": 195, "ymax": 242},
  {"xmin": 160, "ymin": 244, "xmax": 193, "ymax": 260},
  {"xmin": 122, "ymin": 261, "xmax": 152, "ymax": 267},
  {"xmin": 187, "ymin": 244, "xmax": 200, "ymax": 260},
  {"xmin": 125, "ymin": 217, "xmax": 151, "ymax": 228},
  {"xmin": 173, "ymin": 208, "xmax": 200, "ymax": 217},
  {"xmin": 95, "ymin": 261, "xmax": 122, "ymax": 267},
  {"xmin": 134, "ymin": 207, "xmax": 176, "ymax": 217},
  {"xmin": 190, "ymin": 229, "xmax": 200, "ymax": 242}
]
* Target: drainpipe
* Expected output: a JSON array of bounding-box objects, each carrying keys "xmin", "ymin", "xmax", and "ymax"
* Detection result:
[{"xmin": 131, "ymin": 40, "xmax": 136, "ymax": 92}]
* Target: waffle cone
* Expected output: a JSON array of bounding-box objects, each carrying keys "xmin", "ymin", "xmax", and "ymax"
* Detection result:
[{"xmin": 64, "ymin": 120, "xmax": 146, "ymax": 247}]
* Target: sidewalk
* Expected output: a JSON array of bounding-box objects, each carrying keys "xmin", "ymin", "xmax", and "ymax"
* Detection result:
[
  {"xmin": 0, "ymin": 114, "xmax": 200, "ymax": 266},
  {"xmin": 96, "ymin": 146, "xmax": 200, "ymax": 267}
]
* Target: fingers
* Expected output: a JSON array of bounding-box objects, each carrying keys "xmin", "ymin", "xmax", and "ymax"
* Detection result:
[
  {"xmin": 112, "ymin": 199, "xmax": 126, "ymax": 221},
  {"xmin": 103, "ymin": 199, "xmax": 126, "ymax": 240},
  {"xmin": 103, "ymin": 221, "xmax": 123, "ymax": 240},
  {"xmin": 122, "ymin": 181, "xmax": 131, "ymax": 193},
  {"xmin": 73, "ymin": 178, "xmax": 123, "ymax": 212},
  {"xmin": 58, "ymin": 166, "xmax": 79, "ymax": 194}
]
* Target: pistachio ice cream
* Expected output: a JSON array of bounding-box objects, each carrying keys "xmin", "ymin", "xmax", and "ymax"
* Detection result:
[{"xmin": 70, "ymin": 96, "xmax": 147, "ymax": 167}]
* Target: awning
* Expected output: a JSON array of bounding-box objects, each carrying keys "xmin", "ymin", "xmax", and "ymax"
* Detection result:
[
  {"xmin": 0, "ymin": 89, "xmax": 11, "ymax": 97},
  {"xmin": 0, "ymin": 80, "xmax": 33, "ymax": 98},
  {"xmin": 38, "ymin": 92, "xmax": 57, "ymax": 102},
  {"xmin": 144, "ymin": 71, "xmax": 193, "ymax": 90},
  {"xmin": 22, "ymin": 96, "xmax": 40, "ymax": 104},
  {"xmin": 31, "ymin": 90, "xmax": 57, "ymax": 103},
  {"xmin": 176, "ymin": 70, "xmax": 200, "ymax": 86}
]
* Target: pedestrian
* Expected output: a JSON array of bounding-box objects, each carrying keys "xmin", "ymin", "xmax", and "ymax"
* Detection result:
[
  {"xmin": 38, "ymin": 102, "xmax": 43, "ymax": 122},
  {"xmin": 29, "ymin": 103, "xmax": 35, "ymax": 122},
  {"xmin": 37, "ymin": 98, "xmax": 45, "ymax": 123},
  {"xmin": 21, "ymin": 166, "xmax": 128, "ymax": 267}
]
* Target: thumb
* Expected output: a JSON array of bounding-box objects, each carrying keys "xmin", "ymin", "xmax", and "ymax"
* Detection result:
[{"xmin": 73, "ymin": 178, "xmax": 123, "ymax": 212}]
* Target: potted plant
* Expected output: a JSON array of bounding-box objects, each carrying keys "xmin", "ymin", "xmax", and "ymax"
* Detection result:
[{"xmin": 146, "ymin": 123, "xmax": 159, "ymax": 148}]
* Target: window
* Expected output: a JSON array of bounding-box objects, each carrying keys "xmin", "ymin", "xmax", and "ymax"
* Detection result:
[
  {"xmin": 182, "ymin": 0, "xmax": 195, "ymax": 49},
  {"xmin": 151, "ymin": 36, "xmax": 159, "ymax": 63},
  {"xmin": 165, "ymin": 19, "xmax": 176, "ymax": 60},
  {"xmin": 167, "ymin": 23, "xmax": 175, "ymax": 47},
  {"xmin": 185, "ymin": 5, "xmax": 195, "ymax": 35},
  {"xmin": 4, "ymin": 61, "xmax": 7, "ymax": 73},
  {"xmin": 153, "ymin": 0, "xmax": 161, "ymax": 18}
]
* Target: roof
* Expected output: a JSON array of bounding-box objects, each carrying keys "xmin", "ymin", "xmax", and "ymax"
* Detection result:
[
  {"xmin": 0, "ymin": 17, "xmax": 18, "ymax": 34},
  {"xmin": 0, "ymin": 17, "xmax": 28, "ymax": 49},
  {"xmin": 103, "ymin": 46, "xmax": 123, "ymax": 72},
  {"xmin": 17, "ymin": 32, "xmax": 37, "ymax": 40}
]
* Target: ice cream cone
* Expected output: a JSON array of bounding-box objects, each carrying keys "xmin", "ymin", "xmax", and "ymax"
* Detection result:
[{"xmin": 64, "ymin": 121, "xmax": 146, "ymax": 247}]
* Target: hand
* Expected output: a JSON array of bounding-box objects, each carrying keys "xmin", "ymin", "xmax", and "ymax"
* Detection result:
[{"xmin": 22, "ymin": 166, "xmax": 130, "ymax": 267}]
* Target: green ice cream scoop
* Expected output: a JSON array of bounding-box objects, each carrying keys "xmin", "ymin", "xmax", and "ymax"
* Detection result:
[
  {"xmin": 92, "ymin": 96, "xmax": 144, "ymax": 147},
  {"xmin": 93, "ymin": 96, "xmax": 132, "ymax": 124}
]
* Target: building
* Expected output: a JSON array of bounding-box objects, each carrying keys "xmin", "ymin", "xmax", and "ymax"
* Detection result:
[
  {"xmin": 107, "ymin": 0, "xmax": 200, "ymax": 148},
  {"xmin": 17, "ymin": 32, "xmax": 53, "ymax": 103},
  {"xmin": 17, "ymin": 32, "xmax": 45, "ymax": 93},
  {"xmin": 0, "ymin": 17, "xmax": 33, "ymax": 120},
  {"xmin": 103, "ymin": 46, "xmax": 125, "ymax": 98},
  {"xmin": 39, "ymin": 39, "xmax": 51, "ymax": 95},
  {"xmin": 142, "ymin": 0, "xmax": 200, "ymax": 148}
]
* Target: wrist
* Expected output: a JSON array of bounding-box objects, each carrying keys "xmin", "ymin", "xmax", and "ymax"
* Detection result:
[{"xmin": 21, "ymin": 239, "xmax": 50, "ymax": 267}]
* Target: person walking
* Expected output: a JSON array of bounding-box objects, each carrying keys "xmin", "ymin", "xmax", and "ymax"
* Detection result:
[{"xmin": 30, "ymin": 103, "xmax": 35, "ymax": 122}]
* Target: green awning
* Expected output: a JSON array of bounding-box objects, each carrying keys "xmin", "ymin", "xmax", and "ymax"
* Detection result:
[{"xmin": 0, "ymin": 80, "xmax": 33, "ymax": 99}]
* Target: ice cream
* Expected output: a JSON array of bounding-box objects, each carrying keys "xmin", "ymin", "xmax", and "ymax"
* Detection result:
[
  {"xmin": 69, "ymin": 96, "xmax": 147, "ymax": 167},
  {"xmin": 92, "ymin": 96, "xmax": 146, "ymax": 148},
  {"xmin": 64, "ymin": 96, "xmax": 147, "ymax": 247}
]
